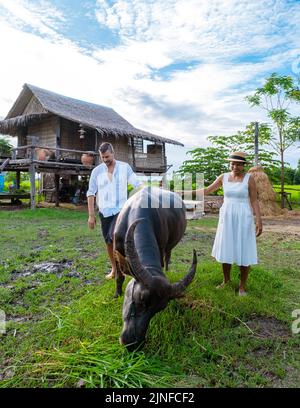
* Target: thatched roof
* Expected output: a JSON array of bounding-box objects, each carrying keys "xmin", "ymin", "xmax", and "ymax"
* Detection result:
[{"xmin": 0, "ymin": 84, "xmax": 183, "ymax": 146}]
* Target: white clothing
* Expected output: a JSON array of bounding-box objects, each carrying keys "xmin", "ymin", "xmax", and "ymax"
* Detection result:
[
  {"xmin": 211, "ymin": 173, "xmax": 257, "ymax": 266},
  {"xmin": 86, "ymin": 160, "xmax": 142, "ymax": 217}
]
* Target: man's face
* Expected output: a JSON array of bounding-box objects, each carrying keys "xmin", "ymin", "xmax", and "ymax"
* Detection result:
[{"xmin": 100, "ymin": 151, "xmax": 115, "ymax": 166}]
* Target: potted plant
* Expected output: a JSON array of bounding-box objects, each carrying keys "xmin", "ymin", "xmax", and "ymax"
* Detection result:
[{"xmin": 81, "ymin": 152, "xmax": 94, "ymax": 166}]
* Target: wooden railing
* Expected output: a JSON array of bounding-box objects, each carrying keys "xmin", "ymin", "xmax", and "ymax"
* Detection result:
[
  {"xmin": 12, "ymin": 145, "xmax": 99, "ymax": 163},
  {"xmin": 10, "ymin": 146, "xmax": 168, "ymax": 172}
]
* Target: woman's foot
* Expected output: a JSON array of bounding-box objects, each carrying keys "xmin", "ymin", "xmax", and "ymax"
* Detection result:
[
  {"xmin": 216, "ymin": 281, "xmax": 230, "ymax": 289},
  {"xmin": 238, "ymin": 288, "xmax": 247, "ymax": 297},
  {"xmin": 105, "ymin": 270, "xmax": 116, "ymax": 280}
]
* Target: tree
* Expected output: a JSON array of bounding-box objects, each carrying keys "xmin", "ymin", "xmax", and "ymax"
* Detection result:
[
  {"xmin": 179, "ymin": 146, "xmax": 228, "ymax": 185},
  {"xmin": 209, "ymin": 122, "xmax": 280, "ymax": 175},
  {"xmin": 0, "ymin": 136, "xmax": 13, "ymax": 157},
  {"xmin": 246, "ymin": 73, "xmax": 300, "ymax": 208},
  {"xmin": 179, "ymin": 122, "xmax": 280, "ymax": 185}
]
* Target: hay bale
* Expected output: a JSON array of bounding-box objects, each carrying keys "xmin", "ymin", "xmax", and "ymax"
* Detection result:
[{"xmin": 248, "ymin": 165, "xmax": 281, "ymax": 216}]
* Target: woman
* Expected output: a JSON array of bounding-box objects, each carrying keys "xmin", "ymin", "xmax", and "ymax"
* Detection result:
[{"xmin": 180, "ymin": 151, "xmax": 263, "ymax": 296}]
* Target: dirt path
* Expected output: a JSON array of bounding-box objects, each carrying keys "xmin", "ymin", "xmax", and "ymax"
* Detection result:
[
  {"xmin": 191, "ymin": 215, "xmax": 300, "ymax": 237},
  {"xmin": 262, "ymin": 216, "xmax": 300, "ymax": 236}
]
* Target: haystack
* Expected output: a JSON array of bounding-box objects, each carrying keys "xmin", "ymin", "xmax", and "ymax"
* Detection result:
[{"xmin": 248, "ymin": 165, "xmax": 281, "ymax": 216}]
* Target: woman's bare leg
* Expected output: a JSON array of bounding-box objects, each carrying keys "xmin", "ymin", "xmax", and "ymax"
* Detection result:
[
  {"xmin": 239, "ymin": 265, "xmax": 249, "ymax": 295},
  {"xmin": 217, "ymin": 263, "xmax": 231, "ymax": 288}
]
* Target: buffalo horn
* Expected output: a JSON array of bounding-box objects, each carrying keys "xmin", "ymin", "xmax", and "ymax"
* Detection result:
[
  {"xmin": 170, "ymin": 249, "xmax": 197, "ymax": 298},
  {"xmin": 125, "ymin": 219, "xmax": 153, "ymax": 287}
]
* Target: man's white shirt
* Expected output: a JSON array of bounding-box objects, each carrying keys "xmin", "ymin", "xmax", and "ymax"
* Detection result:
[{"xmin": 86, "ymin": 160, "xmax": 141, "ymax": 217}]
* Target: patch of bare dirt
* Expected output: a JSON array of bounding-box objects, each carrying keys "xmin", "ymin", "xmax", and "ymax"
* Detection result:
[
  {"xmin": 245, "ymin": 316, "xmax": 290, "ymax": 340},
  {"xmin": 11, "ymin": 260, "xmax": 73, "ymax": 280},
  {"xmin": 191, "ymin": 215, "xmax": 300, "ymax": 236}
]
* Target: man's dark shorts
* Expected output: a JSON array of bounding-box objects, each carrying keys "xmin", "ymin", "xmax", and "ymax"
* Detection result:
[{"xmin": 99, "ymin": 213, "xmax": 119, "ymax": 244}]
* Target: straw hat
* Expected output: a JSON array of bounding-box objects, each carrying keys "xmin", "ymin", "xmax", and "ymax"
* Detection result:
[{"xmin": 226, "ymin": 151, "xmax": 247, "ymax": 163}]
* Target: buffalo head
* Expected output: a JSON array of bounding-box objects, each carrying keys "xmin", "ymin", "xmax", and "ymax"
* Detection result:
[{"xmin": 119, "ymin": 219, "xmax": 197, "ymax": 350}]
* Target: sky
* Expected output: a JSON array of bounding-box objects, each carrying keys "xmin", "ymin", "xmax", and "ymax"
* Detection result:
[{"xmin": 0, "ymin": 0, "xmax": 299, "ymax": 172}]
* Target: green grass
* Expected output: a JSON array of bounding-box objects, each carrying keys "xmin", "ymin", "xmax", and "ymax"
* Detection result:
[
  {"xmin": 0, "ymin": 209, "xmax": 299, "ymax": 388},
  {"xmin": 273, "ymin": 184, "xmax": 300, "ymax": 205}
]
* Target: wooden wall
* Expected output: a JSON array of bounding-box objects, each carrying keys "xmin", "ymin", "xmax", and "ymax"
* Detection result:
[
  {"xmin": 97, "ymin": 134, "xmax": 130, "ymax": 163},
  {"xmin": 60, "ymin": 119, "xmax": 95, "ymax": 152},
  {"xmin": 26, "ymin": 115, "xmax": 56, "ymax": 148}
]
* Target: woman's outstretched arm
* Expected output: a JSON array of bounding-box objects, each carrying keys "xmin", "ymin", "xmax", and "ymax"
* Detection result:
[{"xmin": 175, "ymin": 174, "xmax": 223, "ymax": 196}]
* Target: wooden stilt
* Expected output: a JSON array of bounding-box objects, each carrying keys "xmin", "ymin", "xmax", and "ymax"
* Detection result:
[
  {"xmin": 16, "ymin": 171, "xmax": 21, "ymax": 189},
  {"xmin": 55, "ymin": 174, "xmax": 60, "ymax": 207},
  {"xmin": 29, "ymin": 164, "xmax": 36, "ymax": 209}
]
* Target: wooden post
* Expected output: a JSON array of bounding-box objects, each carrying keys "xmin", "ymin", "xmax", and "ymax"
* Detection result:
[
  {"xmin": 55, "ymin": 174, "xmax": 60, "ymax": 207},
  {"xmin": 254, "ymin": 122, "xmax": 259, "ymax": 166},
  {"xmin": 161, "ymin": 172, "xmax": 167, "ymax": 189},
  {"xmin": 162, "ymin": 143, "xmax": 166, "ymax": 171},
  {"xmin": 16, "ymin": 171, "xmax": 21, "ymax": 189},
  {"xmin": 29, "ymin": 164, "xmax": 36, "ymax": 209},
  {"xmin": 95, "ymin": 130, "xmax": 98, "ymax": 151},
  {"xmin": 131, "ymin": 137, "xmax": 136, "ymax": 169},
  {"xmin": 95, "ymin": 130, "xmax": 99, "ymax": 165},
  {"xmin": 55, "ymin": 117, "xmax": 61, "ymax": 160}
]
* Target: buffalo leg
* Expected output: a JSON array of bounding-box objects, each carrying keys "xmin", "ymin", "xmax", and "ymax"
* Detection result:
[
  {"xmin": 114, "ymin": 260, "xmax": 125, "ymax": 297},
  {"xmin": 164, "ymin": 249, "xmax": 171, "ymax": 271}
]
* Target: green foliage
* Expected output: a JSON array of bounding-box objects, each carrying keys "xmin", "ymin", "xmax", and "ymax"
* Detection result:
[
  {"xmin": 246, "ymin": 73, "xmax": 300, "ymax": 206},
  {"xmin": 179, "ymin": 122, "xmax": 280, "ymax": 184},
  {"xmin": 294, "ymin": 164, "xmax": 300, "ymax": 184},
  {"xmin": 4, "ymin": 172, "xmax": 30, "ymax": 185},
  {"xmin": 271, "ymin": 166, "xmax": 297, "ymax": 185},
  {"xmin": 0, "ymin": 137, "xmax": 13, "ymax": 156},
  {"xmin": 179, "ymin": 147, "xmax": 228, "ymax": 185}
]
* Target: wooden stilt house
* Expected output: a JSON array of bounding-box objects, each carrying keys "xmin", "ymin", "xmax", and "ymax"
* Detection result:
[{"xmin": 0, "ymin": 84, "xmax": 183, "ymax": 208}]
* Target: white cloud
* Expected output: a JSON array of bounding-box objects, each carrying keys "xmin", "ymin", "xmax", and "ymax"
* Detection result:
[
  {"xmin": 95, "ymin": 0, "xmax": 300, "ymax": 62},
  {"xmin": 0, "ymin": 0, "xmax": 299, "ymax": 169},
  {"xmin": 0, "ymin": 0, "xmax": 66, "ymax": 39}
]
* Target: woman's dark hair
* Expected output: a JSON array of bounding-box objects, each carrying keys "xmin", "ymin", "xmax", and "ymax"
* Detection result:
[{"xmin": 99, "ymin": 142, "xmax": 114, "ymax": 154}]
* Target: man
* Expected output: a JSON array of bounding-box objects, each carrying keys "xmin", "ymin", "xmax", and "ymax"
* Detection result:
[{"xmin": 87, "ymin": 142, "xmax": 142, "ymax": 279}]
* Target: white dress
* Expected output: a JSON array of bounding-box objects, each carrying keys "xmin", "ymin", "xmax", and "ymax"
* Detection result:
[{"xmin": 211, "ymin": 172, "xmax": 257, "ymax": 266}]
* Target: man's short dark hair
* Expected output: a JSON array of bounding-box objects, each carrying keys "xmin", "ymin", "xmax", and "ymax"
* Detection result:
[{"xmin": 99, "ymin": 142, "xmax": 114, "ymax": 154}]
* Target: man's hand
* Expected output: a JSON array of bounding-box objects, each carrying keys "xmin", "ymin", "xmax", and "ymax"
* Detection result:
[
  {"xmin": 88, "ymin": 215, "xmax": 96, "ymax": 230},
  {"xmin": 256, "ymin": 222, "xmax": 263, "ymax": 237}
]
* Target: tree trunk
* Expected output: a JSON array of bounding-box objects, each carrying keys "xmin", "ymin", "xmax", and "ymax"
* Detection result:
[{"xmin": 280, "ymin": 148, "xmax": 285, "ymax": 209}]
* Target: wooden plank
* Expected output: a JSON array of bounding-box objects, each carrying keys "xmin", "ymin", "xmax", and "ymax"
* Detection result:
[
  {"xmin": 0, "ymin": 158, "xmax": 10, "ymax": 172},
  {"xmin": 0, "ymin": 193, "xmax": 30, "ymax": 199},
  {"xmin": 13, "ymin": 145, "xmax": 98, "ymax": 155},
  {"xmin": 9, "ymin": 159, "xmax": 32, "ymax": 165}
]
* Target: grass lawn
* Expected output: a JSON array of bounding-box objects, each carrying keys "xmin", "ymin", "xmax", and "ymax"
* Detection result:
[
  {"xmin": 0, "ymin": 208, "xmax": 299, "ymax": 388},
  {"xmin": 273, "ymin": 185, "xmax": 300, "ymax": 208}
]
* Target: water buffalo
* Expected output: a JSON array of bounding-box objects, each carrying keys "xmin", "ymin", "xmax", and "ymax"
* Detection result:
[{"xmin": 113, "ymin": 187, "xmax": 197, "ymax": 350}]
